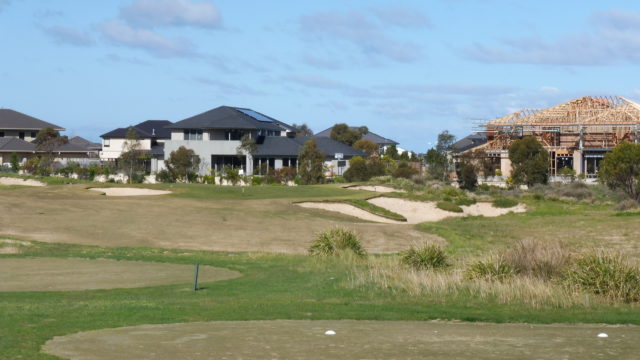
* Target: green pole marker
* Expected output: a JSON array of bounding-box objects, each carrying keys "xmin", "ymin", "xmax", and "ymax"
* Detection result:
[{"xmin": 193, "ymin": 263, "xmax": 200, "ymax": 291}]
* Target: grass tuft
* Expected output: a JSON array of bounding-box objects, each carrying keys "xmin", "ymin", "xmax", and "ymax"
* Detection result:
[
  {"xmin": 401, "ymin": 243, "xmax": 449, "ymax": 270},
  {"xmin": 309, "ymin": 227, "xmax": 367, "ymax": 257},
  {"xmin": 465, "ymin": 255, "xmax": 518, "ymax": 281},
  {"xmin": 504, "ymin": 239, "xmax": 571, "ymax": 280},
  {"xmin": 492, "ymin": 197, "xmax": 519, "ymax": 208}
]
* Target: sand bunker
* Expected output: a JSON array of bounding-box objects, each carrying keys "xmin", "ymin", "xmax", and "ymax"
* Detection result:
[
  {"xmin": 369, "ymin": 197, "xmax": 526, "ymax": 223},
  {"xmin": 0, "ymin": 258, "xmax": 240, "ymax": 291},
  {"xmin": 90, "ymin": 187, "xmax": 171, "ymax": 196},
  {"xmin": 298, "ymin": 198, "xmax": 526, "ymax": 224},
  {"xmin": 43, "ymin": 320, "xmax": 639, "ymax": 360},
  {"xmin": 346, "ymin": 185, "xmax": 405, "ymax": 193},
  {"xmin": 0, "ymin": 177, "xmax": 45, "ymax": 187},
  {"xmin": 296, "ymin": 202, "xmax": 403, "ymax": 224}
]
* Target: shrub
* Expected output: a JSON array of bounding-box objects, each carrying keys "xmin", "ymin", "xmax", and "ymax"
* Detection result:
[
  {"xmin": 392, "ymin": 162, "xmax": 418, "ymax": 179},
  {"xmin": 563, "ymin": 251, "xmax": 640, "ymax": 303},
  {"xmin": 436, "ymin": 201, "xmax": 463, "ymax": 213},
  {"xmin": 614, "ymin": 199, "xmax": 639, "ymax": 211},
  {"xmin": 457, "ymin": 163, "xmax": 477, "ymax": 190},
  {"xmin": 308, "ymin": 227, "xmax": 366, "ymax": 257},
  {"xmin": 223, "ymin": 165, "xmax": 241, "ymax": 185},
  {"xmin": 344, "ymin": 156, "xmax": 369, "ymax": 182},
  {"xmin": 251, "ymin": 176, "xmax": 263, "ymax": 186},
  {"xmin": 401, "ymin": 243, "xmax": 448, "ymax": 270},
  {"xmin": 493, "ymin": 197, "xmax": 518, "ymax": 208},
  {"xmin": 465, "ymin": 255, "xmax": 518, "ymax": 281},
  {"xmin": 156, "ymin": 169, "xmax": 175, "ymax": 183},
  {"xmin": 455, "ymin": 197, "xmax": 476, "ymax": 206},
  {"xmin": 504, "ymin": 239, "xmax": 571, "ymax": 279}
]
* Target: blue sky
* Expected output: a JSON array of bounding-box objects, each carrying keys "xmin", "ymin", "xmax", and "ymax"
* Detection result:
[{"xmin": 1, "ymin": 0, "xmax": 639, "ymax": 151}]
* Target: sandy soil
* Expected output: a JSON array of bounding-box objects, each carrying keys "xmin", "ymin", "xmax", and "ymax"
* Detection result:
[
  {"xmin": 369, "ymin": 197, "xmax": 526, "ymax": 224},
  {"xmin": 346, "ymin": 185, "xmax": 405, "ymax": 193},
  {"xmin": 0, "ymin": 177, "xmax": 45, "ymax": 187},
  {"xmin": 89, "ymin": 187, "xmax": 172, "ymax": 196},
  {"xmin": 0, "ymin": 258, "xmax": 240, "ymax": 291},
  {"xmin": 43, "ymin": 320, "xmax": 639, "ymax": 360},
  {"xmin": 296, "ymin": 202, "xmax": 404, "ymax": 224}
]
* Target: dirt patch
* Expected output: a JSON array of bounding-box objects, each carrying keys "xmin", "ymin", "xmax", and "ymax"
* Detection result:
[
  {"xmin": 0, "ymin": 177, "xmax": 45, "ymax": 187},
  {"xmin": 43, "ymin": 320, "xmax": 639, "ymax": 360},
  {"xmin": 368, "ymin": 197, "xmax": 526, "ymax": 224},
  {"xmin": 296, "ymin": 202, "xmax": 404, "ymax": 224},
  {"xmin": 0, "ymin": 247, "xmax": 20, "ymax": 254},
  {"xmin": 0, "ymin": 258, "xmax": 240, "ymax": 291},
  {"xmin": 346, "ymin": 185, "xmax": 405, "ymax": 193},
  {"xmin": 89, "ymin": 187, "xmax": 172, "ymax": 196}
]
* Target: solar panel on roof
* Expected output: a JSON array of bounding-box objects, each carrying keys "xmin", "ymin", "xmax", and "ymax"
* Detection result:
[{"xmin": 236, "ymin": 108, "xmax": 273, "ymax": 123}]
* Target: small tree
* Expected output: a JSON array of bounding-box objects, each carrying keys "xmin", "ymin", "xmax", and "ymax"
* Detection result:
[
  {"xmin": 343, "ymin": 156, "xmax": 368, "ymax": 182},
  {"xmin": 34, "ymin": 127, "xmax": 68, "ymax": 175},
  {"xmin": 457, "ymin": 162, "xmax": 478, "ymax": 190},
  {"xmin": 291, "ymin": 123, "xmax": 314, "ymax": 136},
  {"xmin": 298, "ymin": 139, "xmax": 325, "ymax": 184},
  {"xmin": 353, "ymin": 139, "xmax": 378, "ymax": 155},
  {"xmin": 509, "ymin": 136, "xmax": 549, "ymax": 186},
  {"xmin": 385, "ymin": 144, "xmax": 399, "ymax": 159},
  {"xmin": 330, "ymin": 123, "xmax": 367, "ymax": 146},
  {"xmin": 425, "ymin": 130, "xmax": 456, "ymax": 181},
  {"xmin": 118, "ymin": 127, "xmax": 145, "ymax": 183},
  {"xmin": 9, "ymin": 153, "xmax": 19, "ymax": 172},
  {"xmin": 166, "ymin": 146, "xmax": 201, "ymax": 182},
  {"xmin": 599, "ymin": 142, "xmax": 640, "ymax": 201}
]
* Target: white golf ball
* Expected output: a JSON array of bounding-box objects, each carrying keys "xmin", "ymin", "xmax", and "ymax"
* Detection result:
[
  {"xmin": 597, "ymin": 333, "xmax": 608, "ymax": 338},
  {"xmin": 325, "ymin": 330, "xmax": 336, "ymax": 335}
]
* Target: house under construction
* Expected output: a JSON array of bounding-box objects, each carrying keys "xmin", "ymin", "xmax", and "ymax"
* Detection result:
[{"xmin": 475, "ymin": 96, "xmax": 640, "ymax": 178}]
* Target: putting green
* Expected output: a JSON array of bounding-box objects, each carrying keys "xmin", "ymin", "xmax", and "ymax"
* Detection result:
[
  {"xmin": 43, "ymin": 320, "xmax": 639, "ymax": 359},
  {"xmin": 0, "ymin": 258, "xmax": 240, "ymax": 291}
]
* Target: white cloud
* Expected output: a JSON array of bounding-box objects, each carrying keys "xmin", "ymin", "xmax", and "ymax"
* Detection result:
[
  {"xmin": 99, "ymin": 20, "xmax": 196, "ymax": 58},
  {"xmin": 464, "ymin": 8, "xmax": 640, "ymax": 66},
  {"xmin": 121, "ymin": 0, "xmax": 222, "ymax": 28},
  {"xmin": 44, "ymin": 26, "xmax": 95, "ymax": 47}
]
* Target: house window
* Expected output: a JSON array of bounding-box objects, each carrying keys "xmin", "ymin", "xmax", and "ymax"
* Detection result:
[
  {"xmin": 19, "ymin": 132, "xmax": 25, "ymax": 139},
  {"xmin": 30, "ymin": 132, "xmax": 36, "ymax": 138},
  {"xmin": 104, "ymin": 139, "xmax": 110, "ymax": 147},
  {"xmin": 0, "ymin": 132, "xmax": 4, "ymax": 137},
  {"xmin": 184, "ymin": 129, "xmax": 203, "ymax": 140}
]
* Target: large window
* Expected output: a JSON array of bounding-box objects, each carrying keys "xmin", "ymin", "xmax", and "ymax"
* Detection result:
[
  {"xmin": 184, "ymin": 129, "xmax": 203, "ymax": 140},
  {"xmin": 224, "ymin": 130, "xmax": 244, "ymax": 141},
  {"xmin": 104, "ymin": 139, "xmax": 110, "ymax": 147}
]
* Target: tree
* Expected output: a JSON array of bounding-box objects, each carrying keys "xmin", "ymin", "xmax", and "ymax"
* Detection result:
[
  {"xmin": 353, "ymin": 139, "xmax": 378, "ymax": 155},
  {"xmin": 298, "ymin": 139, "xmax": 325, "ymax": 184},
  {"xmin": 9, "ymin": 153, "xmax": 19, "ymax": 172},
  {"xmin": 166, "ymin": 146, "xmax": 201, "ymax": 182},
  {"xmin": 424, "ymin": 131, "xmax": 456, "ymax": 182},
  {"xmin": 457, "ymin": 163, "xmax": 478, "ymax": 190},
  {"xmin": 385, "ymin": 144, "xmax": 399, "ymax": 159},
  {"xmin": 291, "ymin": 123, "xmax": 314, "ymax": 136},
  {"xmin": 118, "ymin": 127, "xmax": 145, "ymax": 184},
  {"xmin": 33, "ymin": 127, "xmax": 68, "ymax": 175},
  {"xmin": 508, "ymin": 136, "xmax": 549, "ymax": 186},
  {"xmin": 330, "ymin": 123, "xmax": 368, "ymax": 146},
  {"xmin": 237, "ymin": 134, "xmax": 257, "ymax": 174},
  {"xmin": 599, "ymin": 142, "xmax": 640, "ymax": 201}
]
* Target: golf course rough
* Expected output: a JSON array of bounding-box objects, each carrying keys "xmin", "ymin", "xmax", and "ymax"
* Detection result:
[
  {"xmin": 43, "ymin": 320, "xmax": 640, "ymax": 359},
  {"xmin": 0, "ymin": 258, "xmax": 240, "ymax": 291}
]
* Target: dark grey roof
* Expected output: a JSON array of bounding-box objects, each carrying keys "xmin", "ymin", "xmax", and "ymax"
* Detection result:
[
  {"xmin": 53, "ymin": 142, "xmax": 94, "ymax": 153},
  {"xmin": 316, "ymin": 126, "xmax": 398, "ymax": 145},
  {"xmin": 452, "ymin": 133, "xmax": 488, "ymax": 153},
  {"xmin": 0, "ymin": 109, "xmax": 65, "ymax": 131},
  {"xmin": 0, "ymin": 138, "xmax": 36, "ymax": 152},
  {"xmin": 69, "ymin": 136, "xmax": 101, "ymax": 151},
  {"xmin": 253, "ymin": 136, "xmax": 366, "ymax": 158},
  {"xmin": 101, "ymin": 120, "xmax": 172, "ymax": 139},
  {"xmin": 168, "ymin": 106, "xmax": 284, "ymax": 132}
]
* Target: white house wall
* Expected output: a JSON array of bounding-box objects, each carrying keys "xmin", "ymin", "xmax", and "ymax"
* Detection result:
[{"xmin": 100, "ymin": 138, "xmax": 152, "ymax": 160}]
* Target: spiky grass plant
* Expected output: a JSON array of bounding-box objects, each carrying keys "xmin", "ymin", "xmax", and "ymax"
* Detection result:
[{"xmin": 309, "ymin": 227, "xmax": 366, "ymax": 258}]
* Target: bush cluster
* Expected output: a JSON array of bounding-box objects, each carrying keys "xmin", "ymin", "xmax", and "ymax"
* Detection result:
[
  {"xmin": 401, "ymin": 243, "xmax": 448, "ymax": 270},
  {"xmin": 308, "ymin": 227, "xmax": 366, "ymax": 257},
  {"xmin": 465, "ymin": 255, "xmax": 518, "ymax": 281}
]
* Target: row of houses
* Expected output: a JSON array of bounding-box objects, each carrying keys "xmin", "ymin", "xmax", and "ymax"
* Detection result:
[{"xmin": 0, "ymin": 106, "xmax": 400, "ymax": 176}]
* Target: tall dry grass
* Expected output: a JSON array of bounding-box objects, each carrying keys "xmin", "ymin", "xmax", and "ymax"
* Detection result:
[
  {"xmin": 347, "ymin": 256, "xmax": 599, "ymax": 308},
  {"xmin": 504, "ymin": 239, "xmax": 572, "ymax": 279}
]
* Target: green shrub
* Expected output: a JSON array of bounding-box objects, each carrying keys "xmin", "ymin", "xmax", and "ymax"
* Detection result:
[
  {"xmin": 309, "ymin": 227, "xmax": 366, "ymax": 257},
  {"xmin": 401, "ymin": 243, "xmax": 448, "ymax": 270},
  {"xmin": 465, "ymin": 256, "xmax": 518, "ymax": 281},
  {"xmin": 436, "ymin": 201, "xmax": 463, "ymax": 213},
  {"xmin": 251, "ymin": 176, "xmax": 263, "ymax": 186},
  {"xmin": 455, "ymin": 197, "xmax": 476, "ymax": 206},
  {"xmin": 156, "ymin": 169, "xmax": 174, "ymax": 183},
  {"xmin": 563, "ymin": 251, "xmax": 640, "ymax": 303},
  {"xmin": 493, "ymin": 197, "xmax": 518, "ymax": 208}
]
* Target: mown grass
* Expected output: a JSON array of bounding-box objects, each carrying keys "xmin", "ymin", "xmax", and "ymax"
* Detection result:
[
  {"xmin": 342, "ymin": 198, "xmax": 407, "ymax": 221},
  {"xmin": 2, "ymin": 239, "xmax": 640, "ymax": 359}
]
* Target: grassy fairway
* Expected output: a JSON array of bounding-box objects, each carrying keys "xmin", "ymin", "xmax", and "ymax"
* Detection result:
[
  {"xmin": 0, "ymin": 183, "xmax": 434, "ymax": 253},
  {"xmin": 2, "ymin": 241, "xmax": 640, "ymax": 359}
]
